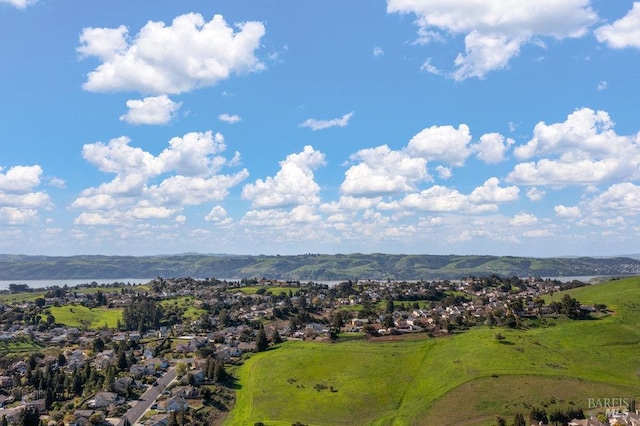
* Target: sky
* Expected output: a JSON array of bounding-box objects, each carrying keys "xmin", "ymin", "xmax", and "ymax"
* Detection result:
[{"xmin": 0, "ymin": 0, "xmax": 639, "ymax": 258}]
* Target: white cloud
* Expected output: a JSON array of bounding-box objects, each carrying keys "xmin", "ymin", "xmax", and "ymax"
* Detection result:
[
  {"xmin": 508, "ymin": 108, "xmax": 640, "ymax": 186},
  {"xmin": 587, "ymin": 182, "xmax": 640, "ymax": 215},
  {"xmin": 0, "ymin": 165, "xmax": 42, "ymax": 192},
  {"xmin": 406, "ymin": 124, "xmax": 472, "ymax": 166},
  {"xmin": 205, "ymin": 206, "xmax": 232, "ymax": 225},
  {"xmin": 554, "ymin": 205, "xmax": 581, "ymax": 219},
  {"xmin": 0, "ymin": 165, "xmax": 50, "ymax": 225},
  {"xmin": 373, "ymin": 46, "xmax": 384, "ymax": 57},
  {"xmin": 242, "ymin": 205, "xmax": 321, "ymax": 227},
  {"xmin": 0, "ymin": 0, "xmax": 37, "ymax": 9},
  {"xmin": 218, "ymin": 113, "xmax": 241, "ymax": 124},
  {"xmin": 510, "ymin": 213, "xmax": 538, "ymax": 226},
  {"xmin": 299, "ymin": 112, "xmax": 354, "ymax": 131},
  {"xmin": 435, "ymin": 165, "xmax": 452, "ymax": 179},
  {"xmin": 595, "ymin": 2, "xmax": 640, "ymax": 49},
  {"xmin": 395, "ymin": 186, "xmax": 472, "ymax": 213},
  {"xmin": 420, "ymin": 58, "xmax": 443, "ymax": 75},
  {"xmin": 78, "ymin": 13, "xmax": 266, "ymax": 94},
  {"xmin": 523, "ymin": 228, "xmax": 554, "ymax": 238},
  {"xmin": 0, "ymin": 207, "xmax": 37, "ymax": 225},
  {"xmin": 526, "ymin": 187, "xmax": 546, "ymax": 201},
  {"xmin": 73, "ymin": 131, "xmax": 247, "ymax": 226},
  {"xmin": 597, "ymin": 80, "xmax": 608, "ymax": 90},
  {"xmin": 387, "ymin": 0, "xmax": 597, "ymax": 80},
  {"xmin": 471, "ymin": 133, "xmax": 514, "ymax": 164},
  {"xmin": 120, "ymin": 95, "xmax": 182, "ymax": 125},
  {"xmin": 469, "ymin": 177, "xmax": 519, "ymax": 204},
  {"xmin": 340, "ymin": 145, "xmax": 428, "ymax": 196},
  {"xmin": 242, "ymin": 146, "xmax": 325, "ymax": 209}
]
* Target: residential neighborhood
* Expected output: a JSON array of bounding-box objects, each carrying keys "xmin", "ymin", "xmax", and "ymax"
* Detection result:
[{"xmin": 0, "ymin": 275, "xmax": 628, "ymax": 425}]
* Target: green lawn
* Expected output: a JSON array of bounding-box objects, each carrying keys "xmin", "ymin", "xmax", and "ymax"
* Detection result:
[
  {"xmin": 226, "ymin": 277, "xmax": 640, "ymax": 425},
  {"xmin": 48, "ymin": 305, "xmax": 123, "ymax": 329},
  {"xmin": 0, "ymin": 291, "xmax": 46, "ymax": 304},
  {"xmin": 229, "ymin": 286, "xmax": 305, "ymax": 295}
]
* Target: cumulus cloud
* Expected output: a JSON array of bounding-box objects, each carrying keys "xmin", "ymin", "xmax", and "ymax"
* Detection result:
[
  {"xmin": 0, "ymin": 0, "xmax": 37, "ymax": 9},
  {"xmin": 73, "ymin": 131, "xmax": 248, "ymax": 225},
  {"xmin": 469, "ymin": 177, "xmax": 519, "ymax": 204},
  {"xmin": 0, "ymin": 165, "xmax": 50, "ymax": 225},
  {"xmin": 299, "ymin": 112, "xmax": 354, "ymax": 131},
  {"xmin": 120, "ymin": 95, "xmax": 182, "ymax": 125},
  {"xmin": 78, "ymin": 13, "xmax": 266, "ymax": 94},
  {"xmin": 508, "ymin": 108, "xmax": 640, "ymax": 185},
  {"xmin": 242, "ymin": 146, "xmax": 325, "ymax": 209},
  {"xmin": 587, "ymin": 183, "xmax": 640, "ymax": 215},
  {"xmin": 398, "ymin": 186, "xmax": 467, "ymax": 212},
  {"xmin": 555, "ymin": 205, "xmax": 581, "ymax": 219},
  {"xmin": 373, "ymin": 46, "xmax": 384, "ymax": 57},
  {"xmin": 204, "ymin": 206, "xmax": 232, "ymax": 225},
  {"xmin": 595, "ymin": 2, "xmax": 640, "ymax": 49},
  {"xmin": 341, "ymin": 145, "xmax": 428, "ymax": 197},
  {"xmin": 387, "ymin": 0, "xmax": 597, "ymax": 79},
  {"xmin": 406, "ymin": 124, "xmax": 472, "ymax": 166},
  {"xmin": 471, "ymin": 133, "xmax": 514, "ymax": 164},
  {"xmin": 526, "ymin": 187, "xmax": 546, "ymax": 201},
  {"xmin": 510, "ymin": 213, "xmax": 538, "ymax": 227},
  {"xmin": 218, "ymin": 113, "xmax": 241, "ymax": 124}
]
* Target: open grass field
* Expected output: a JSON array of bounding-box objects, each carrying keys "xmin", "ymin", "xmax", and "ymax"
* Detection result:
[
  {"xmin": 0, "ymin": 291, "xmax": 46, "ymax": 304},
  {"xmin": 229, "ymin": 286, "xmax": 305, "ymax": 295},
  {"xmin": 160, "ymin": 296, "xmax": 207, "ymax": 321},
  {"xmin": 48, "ymin": 304, "xmax": 122, "ymax": 329},
  {"xmin": 0, "ymin": 339, "xmax": 44, "ymax": 356},
  {"xmin": 226, "ymin": 277, "xmax": 640, "ymax": 426}
]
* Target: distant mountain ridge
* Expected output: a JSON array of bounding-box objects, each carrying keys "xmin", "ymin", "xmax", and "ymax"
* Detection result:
[{"xmin": 0, "ymin": 253, "xmax": 639, "ymax": 281}]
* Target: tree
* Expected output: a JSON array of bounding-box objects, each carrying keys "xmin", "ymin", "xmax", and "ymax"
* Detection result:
[
  {"xmin": 256, "ymin": 325, "xmax": 268, "ymax": 352},
  {"xmin": 176, "ymin": 362, "xmax": 187, "ymax": 376},
  {"xmin": 213, "ymin": 360, "xmax": 227, "ymax": 383},
  {"xmin": 513, "ymin": 412, "xmax": 526, "ymax": 426},
  {"xmin": 495, "ymin": 417, "xmax": 506, "ymax": 426},
  {"xmin": 271, "ymin": 328, "xmax": 283, "ymax": 344},
  {"xmin": 92, "ymin": 337, "xmax": 105, "ymax": 353},
  {"xmin": 385, "ymin": 298, "xmax": 395, "ymax": 314},
  {"xmin": 530, "ymin": 406, "xmax": 548, "ymax": 424}
]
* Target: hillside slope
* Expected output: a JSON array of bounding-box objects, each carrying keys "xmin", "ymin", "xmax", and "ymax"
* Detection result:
[{"xmin": 0, "ymin": 253, "xmax": 639, "ymax": 280}]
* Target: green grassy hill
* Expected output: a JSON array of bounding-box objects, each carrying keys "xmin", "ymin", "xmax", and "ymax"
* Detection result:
[
  {"xmin": 226, "ymin": 277, "xmax": 640, "ymax": 425},
  {"xmin": 1, "ymin": 253, "xmax": 639, "ymax": 280}
]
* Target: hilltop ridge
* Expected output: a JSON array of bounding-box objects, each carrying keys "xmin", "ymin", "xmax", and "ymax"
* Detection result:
[{"xmin": 0, "ymin": 253, "xmax": 638, "ymax": 280}]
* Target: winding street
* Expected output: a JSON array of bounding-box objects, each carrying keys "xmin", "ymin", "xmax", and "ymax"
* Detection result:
[{"xmin": 117, "ymin": 365, "xmax": 177, "ymax": 426}]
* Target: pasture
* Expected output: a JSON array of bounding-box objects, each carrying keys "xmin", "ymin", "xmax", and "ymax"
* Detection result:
[
  {"xmin": 226, "ymin": 277, "xmax": 640, "ymax": 425},
  {"xmin": 48, "ymin": 305, "xmax": 122, "ymax": 329}
]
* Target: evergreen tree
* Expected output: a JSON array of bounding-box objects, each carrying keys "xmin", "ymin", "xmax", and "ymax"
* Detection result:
[
  {"xmin": 256, "ymin": 325, "xmax": 268, "ymax": 352},
  {"xmin": 272, "ymin": 328, "xmax": 283, "ymax": 344},
  {"xmin": 513, "ymin": 412, "xmax": 526, "ymax": 426},
  {"xmin": 213, "ymin": 360, "xmax": 227, "ymax": 383}
]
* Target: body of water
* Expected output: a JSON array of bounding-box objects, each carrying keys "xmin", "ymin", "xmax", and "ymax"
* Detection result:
[{"xmin": 0, "ymin": 278, "xmax": 152, "ymax": 291}]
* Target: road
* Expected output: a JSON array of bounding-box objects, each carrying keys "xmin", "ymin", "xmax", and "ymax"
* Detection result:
[{"xmin": 118, "ymin": 366, "xmax": 177, "ymax": 426}]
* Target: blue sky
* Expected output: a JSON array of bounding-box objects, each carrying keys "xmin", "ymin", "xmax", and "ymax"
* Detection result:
[{"xmin": 1, "ymin": 0, "xmax": 639, "ymax": 257}]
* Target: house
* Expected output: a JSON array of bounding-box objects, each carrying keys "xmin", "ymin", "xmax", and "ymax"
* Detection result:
[
  {"xmin": 171, "ymin": 385, "xmax": 198, "ymax": 399},
  {"xmin": 0, "ymin": 376, "xmax": 13, "ymax": 389},
  {"xmin": 24, "ymin": 398, "xmax": 46, "ymax": 414},
  {"xmin": 162, "ymin": 395, "xmax": 189, "ymax": 412},
  {"xmin": 180, "ymin": 369, "xmax": 205, "ymax": 385},
  {"xmin": 130, "ymin": 363, "xmax": 155, "ymax": 378},
  {"xmin": 0, "ymin": 407, "xmax": 24, "ymax": 424},
  {"xmin": 144, "ymin": 413, "xmax": 169, "ymax": 426},
  {"xmin": 114, "ymin": 376, "xmax": 144, "ymax": 394},
  {"xmin": 88, "ymin": 391, "xmax": 124, "ymax": 408}
]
